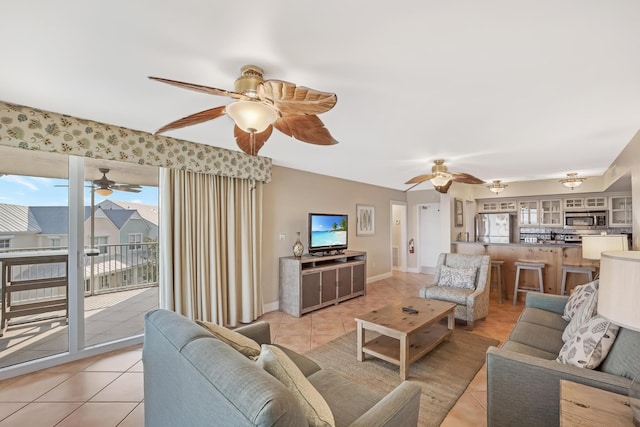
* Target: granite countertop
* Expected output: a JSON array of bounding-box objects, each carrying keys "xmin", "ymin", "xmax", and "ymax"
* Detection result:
[{"xmin": 451, "ymin": 241, "xmax": 581, "ymax": 248}]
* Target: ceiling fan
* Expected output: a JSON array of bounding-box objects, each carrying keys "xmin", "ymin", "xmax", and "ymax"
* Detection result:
[
  {"xmin": 149, "ymin": 65, "xmax": 339, "ymax": 155},
  {"xmin": 405, "ymin": 159, "xmax": 484, "ymax": 193},
  {"xmin": 93, "ymin": 168, "xmax": 141, "ymax": 196}
]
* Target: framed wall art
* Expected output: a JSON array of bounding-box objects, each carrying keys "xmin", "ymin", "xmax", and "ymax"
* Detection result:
[
  {"xmin": 454, "ymin": 198, "xmax": 464, "ymax": 227},
  {"xmin": 356, "ymin": 204, "xmax": 375, "ymax": 236}
]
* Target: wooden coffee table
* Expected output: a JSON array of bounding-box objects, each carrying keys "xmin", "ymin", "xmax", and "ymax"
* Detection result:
[{"xmin": 355, "ymin": 297, "xmax": 456, "ymax": 380}]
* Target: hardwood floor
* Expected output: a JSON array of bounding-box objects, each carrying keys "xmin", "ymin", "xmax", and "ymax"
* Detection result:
[{"xmin": 0, "ymin": 271, "xmax": 523, "ymax": 426}]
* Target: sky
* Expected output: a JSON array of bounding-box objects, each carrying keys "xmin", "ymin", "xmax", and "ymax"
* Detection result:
[{"xmin": 0, "ymin": 175, "xmax": 158, "ymax": 207}]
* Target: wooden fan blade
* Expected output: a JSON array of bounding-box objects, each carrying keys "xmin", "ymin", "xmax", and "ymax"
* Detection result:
[
  {"xmin": 451, "ymin": 172, "xmax": 484, "ymax": 184},
  {"xmin": 154, "ymin": 106, "xmax": 226, "ymax": 135},
  {"xmin": 405, "ymin": 173, "xmax": 436, "ymax": 185},
  {"xmin": 148, "ymin": 76, "xmax": 250, "ymax": 100},
  {"xmin": 273, "ymin": 115, "xmax": 338, "ymax": 146},
  {"xmin": 234, "ymin": 125, "xmax": 273, "ymax": 155},
  {"xmin": 434, "ymin": 180, "xmax": 453, "ymax": 194},
  {"xmin": 260, "ymin": 80, "xmax": 337, "ymax": 115},
  {"xmin": 111, "ymin": 186, "xmax": 141, "ymax": 193}
]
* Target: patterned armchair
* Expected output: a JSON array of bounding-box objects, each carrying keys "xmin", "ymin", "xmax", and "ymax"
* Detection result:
[{"xmin": 419, "ymin": 253, "xmax": 491, "ymax": 330}]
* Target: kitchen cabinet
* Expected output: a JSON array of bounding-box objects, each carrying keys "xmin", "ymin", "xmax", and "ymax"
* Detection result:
[
  {"xmin": 609, "ymin": 196, "xmax": 632, "ymax": 227},
  {"xmin": 584, "ymin": 197, "xmax": 607, "ymax": 209},
  {"xmin": 519, "ymin": 201, "xmax": 539, "ymax": 225},
  {"xmin": 479, "ymin": 200, "xmax": 516, "ymax": 212},
  {"xmin": 540, "ymin": 199, "xmax": 562, "ymax": 226},
  {"xmin": 563, "ymin": 198, "xmax": 584, "ymax": 210}
]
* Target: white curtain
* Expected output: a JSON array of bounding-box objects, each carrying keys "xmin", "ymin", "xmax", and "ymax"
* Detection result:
[{"xmin": 159, "ymin": 168, "xmax": 263, "ymax": 326}]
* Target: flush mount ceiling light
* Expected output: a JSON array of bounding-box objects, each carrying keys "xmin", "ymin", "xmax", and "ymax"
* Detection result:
[
  {"xmin": 560, "ymin": 172, "xmax": 586, "ymax": 190},
  {"xmin": 487, "ymin": 180, "xmax": 508, "ymax": 194}
]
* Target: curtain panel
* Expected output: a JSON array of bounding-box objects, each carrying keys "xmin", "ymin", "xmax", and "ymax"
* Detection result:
[{"xmin": 160, "ymin": 168, "xmax": 263, "ymax": 326}]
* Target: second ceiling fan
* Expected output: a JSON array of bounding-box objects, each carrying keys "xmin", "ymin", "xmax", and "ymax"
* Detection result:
[{"xmin": 405, "ymin": 159, "xmax": 484, "ymax": 193}]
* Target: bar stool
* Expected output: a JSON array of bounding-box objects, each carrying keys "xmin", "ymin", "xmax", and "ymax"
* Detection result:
[
  {"xmin": 513, "ymin": 261, "xmax": 545, "ymax": 305},
  {"xmin": 560, "ymin": 265, "xmax": 596, "ymax": 295},
  {"xmin": 490, "ymin": 260, "xmax": 507, "ymax": 304}
]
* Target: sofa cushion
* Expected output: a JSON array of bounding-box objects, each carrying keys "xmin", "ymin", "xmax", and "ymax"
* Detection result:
[
  {"xmin": 557, "ymin": 315, "xmax": 620, "ymax": 369},
  {"xmin": 437, "ymin": 265, "xmax": 477, "ymax": 289},
  {"xmin": 562, "ymin": 280, "xmax": 598, "ymax": 321},
  {"xmin": 421, "ymin": 285, "xmax": 475, "ymax": 305},
  {"xmin": 308, "ymin": 370, "xmax": 384, "ymax": 427},
  {"xmin": 562, "ymin": 289, "xmax": 598, "ymax": 342},
  {"xmin": 508, "ymin": 321, "xmax": 565, "ymax": 355},
  {"xmin": 197, "ymin": 320, "xmax": 261, "ymax": 359},
  {"xmin": 500, "ymin": 340, "xmax": 559, "ymax": 360},
  {"xmin": 599, "ymin": 328, "xmax": 640, "ymax": 380},
  {"xmin": 518, "ymin": 307, "xmax": 568, "ymax": 332},
  {"xmin": 257, "ymin": 344, "xmax": 335, "ymax": 427},
  {"xmin": 274, "ymin": 344, "xmax": 322, "ymax": 378}
]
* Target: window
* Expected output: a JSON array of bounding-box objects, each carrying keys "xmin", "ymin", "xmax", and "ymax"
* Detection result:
[
  {"xmin": 128, "ymin": 233, "xmax": 142, "ymax": 250},
  {"xmin": 0, "ymin": 238, "xmax": 10, "ymax": 249},
  {"xmin": 96, "ymin": 236, "xmax": 108, "ymax": 254},
  {"xmin": 50, "ymin": 238, "xmax": 61, "ymax": 247}
]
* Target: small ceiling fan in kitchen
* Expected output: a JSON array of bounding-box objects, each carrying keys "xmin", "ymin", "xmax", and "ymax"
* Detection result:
[
  {"xmin": 149, "ymin": 65, "xmax": 339, "ymax": 155},
  {"xmin": 405, "ymin": 159, "xmax": 484, "ymax": 193}
]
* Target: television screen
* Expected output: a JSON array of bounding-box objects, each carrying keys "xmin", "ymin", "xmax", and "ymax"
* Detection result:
[{"xmin": 308, "ymin": 213, "xmax": 348, "ymax": 254}]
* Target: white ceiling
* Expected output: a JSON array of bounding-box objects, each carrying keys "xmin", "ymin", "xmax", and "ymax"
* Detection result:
[{"xmin": 2, "ymin": 1, "xmax": 639, "ymax": 191}]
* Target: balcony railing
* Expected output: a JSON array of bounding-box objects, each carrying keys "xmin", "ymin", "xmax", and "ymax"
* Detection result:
[{"xmin": 0, "ymin": 242, "xmax": 158, "ymax": 306}]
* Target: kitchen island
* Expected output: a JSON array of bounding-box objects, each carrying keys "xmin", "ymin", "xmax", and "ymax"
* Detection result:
[{"xmin": 451, "ymin": 241, "xmax": 597, "ymax": 300}]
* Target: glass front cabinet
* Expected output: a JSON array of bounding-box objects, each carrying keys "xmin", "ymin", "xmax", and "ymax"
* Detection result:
[{"xmin": 609, "ymin": 196, "xmax": 632, "ymax": 227}]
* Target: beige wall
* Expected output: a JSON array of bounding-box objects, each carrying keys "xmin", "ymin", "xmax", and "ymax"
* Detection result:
[{"xmin": 261, "ymin": 166, "xmax": 406, "ymax": 308}]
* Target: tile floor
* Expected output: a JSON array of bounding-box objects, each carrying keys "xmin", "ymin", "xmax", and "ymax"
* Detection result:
[{"xmin": 0, "ymin": 271, "xmax": 523, "ymax": 426}]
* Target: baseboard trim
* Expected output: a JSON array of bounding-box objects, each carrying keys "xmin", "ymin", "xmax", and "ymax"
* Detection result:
[
  {"xmin": 263, "ymin": 301, "xmax": 279, "ymax": 313},
  {"xmin": 367, "ymin": 271, "xmax": 392, "ymax": 283}
]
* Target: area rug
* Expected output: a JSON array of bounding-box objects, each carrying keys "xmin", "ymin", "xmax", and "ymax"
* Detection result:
[{"xmin": 305, "ymin": 329, "xmax": 499, "ymax": 427}]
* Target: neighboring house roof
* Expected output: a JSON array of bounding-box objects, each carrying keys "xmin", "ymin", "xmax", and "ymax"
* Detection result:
[
  {"xmin": 29, "ymin": 206, "xmax": 70, "ymax": 234},
  {"xmin": 98, "ymin": 200, "xmax": 158, "ymax": 225},
  {"xmin": 101, "ymin": 209, "xmax": 138, "ymax": 229},
  {"xmin": 0, "ymin": 203, "xmax": 42, "ymax": 233}
]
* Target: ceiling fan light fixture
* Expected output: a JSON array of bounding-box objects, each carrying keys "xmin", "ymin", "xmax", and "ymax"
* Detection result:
[
  {"xmin": 488, "ymin": 180, "xmax": 507, "ymax": 194},
  {"xmin": 560, "ymin": 172, "xmax": 586, "ymax": 189},
  {"xmin": 430, "ymin": 173, "xmax": 451, "ymax": 187},
  {"xmin": 225, "ymin": 100, "xmax": 278, "ymax": 133},
  {"xmin": 95, "ymin": 187, "xmax": 113, "ymax": 197}
]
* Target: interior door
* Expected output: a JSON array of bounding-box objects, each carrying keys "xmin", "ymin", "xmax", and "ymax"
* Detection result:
[{"xmin": 419, "ymin": 203, "xmax": 441, "ymax": 274}]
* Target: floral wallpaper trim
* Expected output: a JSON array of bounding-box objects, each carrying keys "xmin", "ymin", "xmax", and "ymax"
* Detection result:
[{"xmin": 0, "ymin": 100, "xmax": 272, "ymax": 183}]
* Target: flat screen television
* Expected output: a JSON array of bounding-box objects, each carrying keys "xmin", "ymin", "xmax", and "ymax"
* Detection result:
[{"xmin": 308, "ymin": 213, "xmax": 348, "ymax": 255}]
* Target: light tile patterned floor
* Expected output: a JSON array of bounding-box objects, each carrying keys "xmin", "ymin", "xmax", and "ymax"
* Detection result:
[{"xmin": 0, "ymin": 272, "xmax": 523, "ymax": 426}]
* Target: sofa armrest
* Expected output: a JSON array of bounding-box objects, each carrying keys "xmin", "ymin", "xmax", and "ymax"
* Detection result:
[
  {"xmin": 233, "ymin": 321, "xmax": 271, "ymax": 345},
  {"xmin": 525, "ymin": 292, "xmax": 569, "ymax": 315},
  {"xmin": 486, "ymin": 346, "xmax": 631, "ymax": 427},
  {"xmin": 349, "ymin": 381, "xmax": 421, "ymax": 427}
]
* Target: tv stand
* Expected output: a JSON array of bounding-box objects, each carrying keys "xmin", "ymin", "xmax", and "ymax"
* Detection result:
[
  {"xmin": 310, "ymin": 249, "xmax": 345, "ymax": 257},
  {"xmin": 279, "ymin": 251, "xmax": 366, "ymax": 317}
]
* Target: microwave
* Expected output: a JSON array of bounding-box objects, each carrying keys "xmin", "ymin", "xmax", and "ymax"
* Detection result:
[{"xmin": 563, "ymin": 211, "xmax": 608, "ymax": 229}]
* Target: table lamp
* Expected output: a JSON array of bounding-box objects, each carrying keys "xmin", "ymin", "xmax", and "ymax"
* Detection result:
[
  {"xmin": 581, "ymin": 235, "xmax": 629, "ymax": 278},
  {"xmin": 599, "ymin": 250, "xmax": 640, "ymax": 426}
]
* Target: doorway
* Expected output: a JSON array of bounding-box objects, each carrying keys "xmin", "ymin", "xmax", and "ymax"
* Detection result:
[{"xmin": 418, "ymin": 203, "xmax": 441, "ymax": 274}]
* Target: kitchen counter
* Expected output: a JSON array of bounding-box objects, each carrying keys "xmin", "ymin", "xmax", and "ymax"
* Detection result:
[{"xmin": 451, "ymin": 241, "xmax": 596, "ymax": 298}]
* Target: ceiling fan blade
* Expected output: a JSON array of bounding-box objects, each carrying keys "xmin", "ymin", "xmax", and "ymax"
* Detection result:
[
  {"xmin": 234, "ymin": 125, "xmax": 273, "ymax": 155},
  {"xmin": 148, "ymin": 76, "xmax": 250, "ymax": 100},
  {"xmin": 154, "ymin": 106, "xmax": 226, "ymax": 135},
  {"xmin": 273, "ymin": 115, "xmax": 338, "ymax": 146},
  {"xmin": 260, "ymin": 80, "xmax": 337, "ymax": 115},
  {"xmin": 111, "ymin": 184, "xmax": 142, "ymax": 192},
  {"xmin": 451, "ymin": 172, "xmax": 484, "ymax": 184},
  {"xmin": 405, "ymin": 173, "xmax": 436, "ymax": 185},
  {"xmin": 434, "ymin": 180, "xmax": 453, "ymax": 194}
]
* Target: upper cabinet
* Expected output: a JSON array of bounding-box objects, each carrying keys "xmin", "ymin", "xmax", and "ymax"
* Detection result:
[
  {"xmin": 584, "ymin": 197, "xmax": 607, "ymax": 209},
  {"xmin": 563, "ymin": 196, "xmax": 607, "ymax": 210},
  {"xmin": 609, "ymin": 195, "xmax": 632, "ymax": 227},
  {"xmin": 563, "ymin": 198, "xmax": 584, "ymax": 210},
  {"xmin": 519, "ymin": 200, "xmax": 539, "ymax": 225},
  {"xmin": 540, "ymin": 199, "xmax": 562, "ymax": 226},
  {"xmin": 479, "ymin": 200, "xmax": 517, "ymax": 212}
]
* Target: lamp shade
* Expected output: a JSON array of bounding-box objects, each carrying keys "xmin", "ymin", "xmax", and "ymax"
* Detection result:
[
  {"xmin": 598, "ymin": 251, "xmax": 640, "ymax": 331},
  {"xmin": 225, "ymin": 100, "xmax": 278, "ymax": 133},
  {"xmin": 430, "ymin": 174, "xmax": 450, "ymax": 187},
  {"xmin": 95, "ymin": 187, "xmax": 113, "ymax": 197},
  {"xmin": 581, "ymin": 235, "xmax": 629, "ymax": 260}
]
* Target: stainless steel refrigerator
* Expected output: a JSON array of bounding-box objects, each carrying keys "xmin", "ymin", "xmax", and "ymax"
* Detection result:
[{"xmin": 475, "ymin": 213, "xmax": 515, "ymax": 243}]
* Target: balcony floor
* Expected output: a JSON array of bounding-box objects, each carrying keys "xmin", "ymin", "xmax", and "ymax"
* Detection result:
[{"xmin": 0, "ymin": 287, "xmax": 158, "ymax": 369}]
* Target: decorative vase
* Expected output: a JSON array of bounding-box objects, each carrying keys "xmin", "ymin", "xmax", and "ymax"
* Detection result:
[
  {"xmin": 292, "ymin": 232, "xmax": 304, "ymax": 257},
  {"xmin": 631, "ymin": 373, "xmax": 640, "ymax": 426}
]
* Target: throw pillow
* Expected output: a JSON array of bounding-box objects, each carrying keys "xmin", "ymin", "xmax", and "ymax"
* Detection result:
[
  {"xmin": 196, "ymin": 320, "xmax": 261, "ymax": 359},
  {"xmin": 437, "ymin": 265, "xmax": 477, "ymax": 289},
  {"xmin": 562, "ymin": 279, "xmax": 599, "ymax": 321},
  {"xmin": 562, "ymin": 288, "xmax": 599, "ymax": 342},
  {"xmin": 257, "ymin": 344, "xmax": 335, "ymax": 427},
  {"xmin": 557, "ymin": 315, "xmax": 620, "ymax": 369}
]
